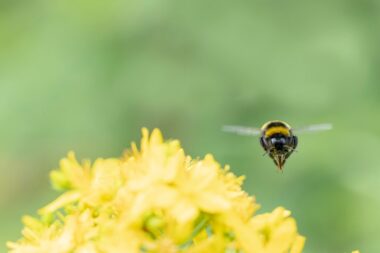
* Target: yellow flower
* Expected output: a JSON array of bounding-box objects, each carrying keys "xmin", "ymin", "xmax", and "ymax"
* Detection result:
[
  {"xmin": 8, "ymin": 128, "xmax": 354, "ymax": 253},
  {"xmin": 249, "ymin": 207, "xmax": 305, "ymax": 253},
  {"xmin": 116, "ymin": 128, "xmax": 257, "ymax": 241}
]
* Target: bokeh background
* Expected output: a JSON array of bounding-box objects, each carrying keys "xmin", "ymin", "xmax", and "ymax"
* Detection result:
[{"xmin": 1, "ymin": 0, "xmax": 380, "ymax": 252}]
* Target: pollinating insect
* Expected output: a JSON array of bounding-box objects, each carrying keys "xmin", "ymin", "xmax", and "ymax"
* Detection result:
[{"xmin": 222, "ymin": 120, "xmax": 332, "ymax": 171}]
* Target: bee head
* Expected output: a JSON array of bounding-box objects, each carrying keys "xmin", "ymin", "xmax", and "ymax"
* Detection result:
[{"xmin": 270, "ymin": 137, "xmax": 286, "ymax": 150}]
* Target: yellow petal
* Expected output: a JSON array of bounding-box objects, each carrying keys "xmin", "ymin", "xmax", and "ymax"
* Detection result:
[
  {"xmin": 38, "ymin": 191, "xmax": 81, "ymax": 215},
  {"xmin": 196, "ymin": 192, "xmax": 231, "ymax": 213},
  {"xmin": 149, "ymin": 185, "xmax": 179, "ymax": 208},
  {"xmin": 186, "ymin": 235, "xmax": 225, "ymax": 253},
  {"xmin": 150, "ymin": 128, "xmax": 164, "ymax": 146},
  {"xmin": 170, "ymin": 199, "xmax": 199, "ymax": 224},
  {"xmin": 266, "ymin": 218, "xmax": 297, "ymax": 253},
  {"xmin": 290, "ymin": 235, "xmax": 306, "ymax": 253}
]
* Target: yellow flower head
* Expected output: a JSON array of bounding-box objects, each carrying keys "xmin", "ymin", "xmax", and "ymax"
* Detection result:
[{"xmin": 8, "ymin": 128, "xmax": 308, "ymax": 253}]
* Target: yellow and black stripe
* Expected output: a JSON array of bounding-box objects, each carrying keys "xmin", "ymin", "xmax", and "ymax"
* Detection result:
[{"xmin": 261, "ymin": 120, "xmax": 291, "ymax": 138}]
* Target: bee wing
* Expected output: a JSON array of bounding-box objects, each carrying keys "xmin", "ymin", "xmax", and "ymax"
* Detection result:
[
  {"xmin": 222, "ymin": 125, "xmax": 262, "ymax": 136},
  {"xmin": 292, "ymin": 123, "xmax": 333, "ymax": 134}
]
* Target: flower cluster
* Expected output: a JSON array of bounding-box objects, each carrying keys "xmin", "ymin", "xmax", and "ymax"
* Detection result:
[{"xmin": 8, "ymin": 128, "xmax": 307, "ymax": 253}]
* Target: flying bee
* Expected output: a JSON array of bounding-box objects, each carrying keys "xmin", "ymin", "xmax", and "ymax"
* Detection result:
[{"xmin": 222, "ymin": 120, "xmax": 332, "ymax": 171}]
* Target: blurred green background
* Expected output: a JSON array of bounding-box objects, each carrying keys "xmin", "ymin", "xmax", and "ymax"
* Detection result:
[{"xmin": 1, "ymin": 0, "xmax": 379, "ymax": 252}]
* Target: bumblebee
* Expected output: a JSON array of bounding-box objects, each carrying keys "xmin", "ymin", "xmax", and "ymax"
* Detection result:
[{"xmin": 223, "ymin": 120, "xmax": 332, "ymax": 171}]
